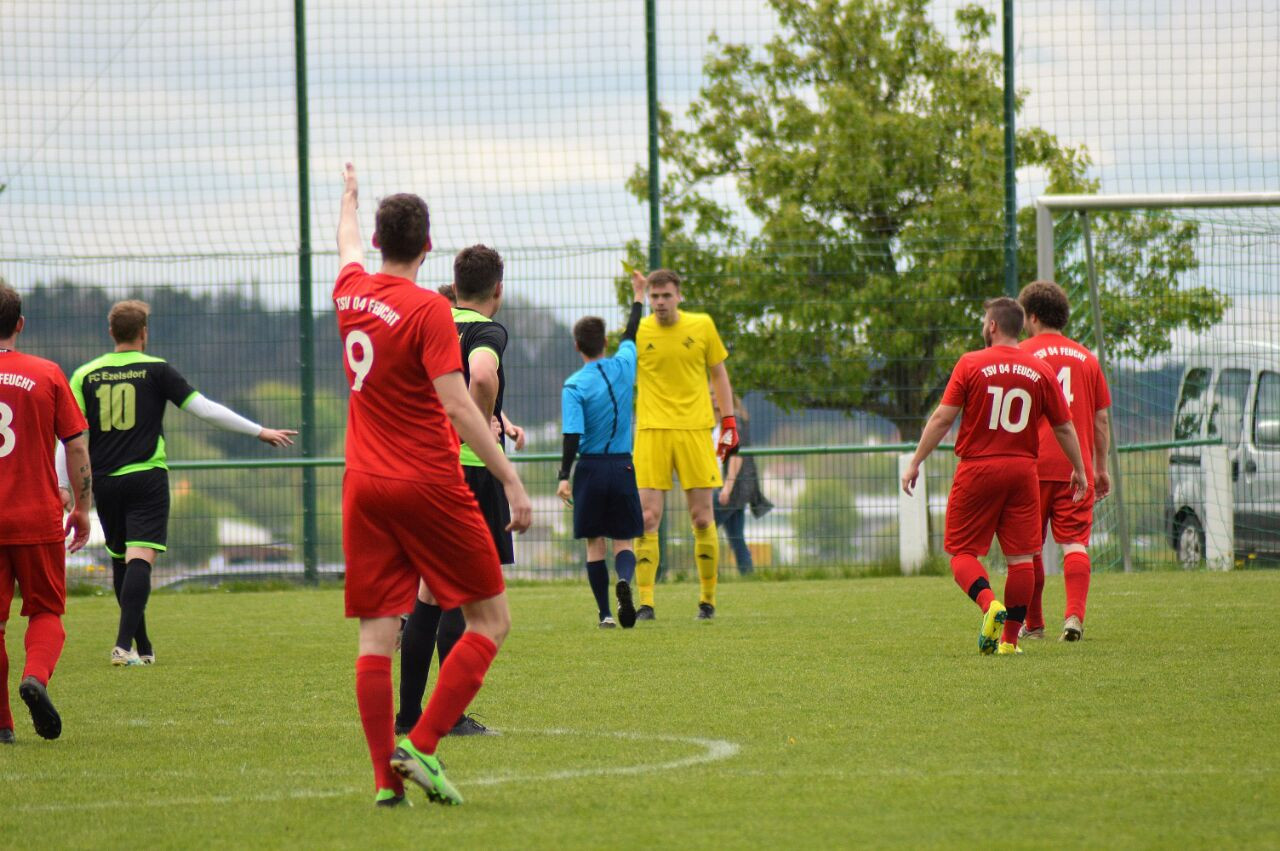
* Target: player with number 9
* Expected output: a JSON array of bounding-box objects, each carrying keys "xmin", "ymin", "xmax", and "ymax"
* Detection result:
[{"xmin": 902, "ymin": 297, "xmax": 1087, "ymax": 655}]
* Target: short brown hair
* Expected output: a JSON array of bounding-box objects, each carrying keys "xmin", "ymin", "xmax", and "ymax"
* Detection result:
[
  {"xmin": 374, "ymin": 194, "xmax": 431, "ymax": 264},
  {"xmin": 436, "ymin": 283, "xmax": 457, "ymax": 305},
  {"xmin": 454, "ymin": 245, "xmax": 504, "ymax": 302},
  {"xmin": 1018, "ymin": 280, "xmax": 1070, "ymax": 331},
  {"xmin": 109, "ymin": 299, "xmax": 151, "ymax": 343},
  {"xmin": 983, "ymin": 296, "xmax": 1024, "ymax": 338},
  {"xmin": 573, "ymin": 316, "xmax": 607, "ymax": 358},
  {"xmin": 646, "ymin": 269, "xmax": 681, "ymax": 290},
  {"xmin": 0, "ymin": 281, "xmax": 21, "ymax": 338}
]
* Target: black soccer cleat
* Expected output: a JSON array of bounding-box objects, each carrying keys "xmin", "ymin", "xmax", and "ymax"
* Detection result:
[
  {"xmin": 448, "ymin": 714, "xmax": 499, "ymax": 737},
  {"xmin": 697, "ymin": 602, "xmax": 716, "ymax": 621},
  {"xmin": 616, "ymin": 581, "xmax": 637, "ymax": 629},
  {"xmin": 0, "ymin": 728, "xmax": 14, "ymax": 745},
  {"xmin": 18, "ymin": 676, "xmax": 61, "ymax": 740},
  {"xmin": 635, "ymin": 605, "xmax": 656, "ymax": 622}
]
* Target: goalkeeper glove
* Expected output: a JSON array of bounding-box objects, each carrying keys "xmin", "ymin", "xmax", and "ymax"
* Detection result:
[{"xmin": 717, "ymin": 415, "xmax": 740, "ymax": 461}]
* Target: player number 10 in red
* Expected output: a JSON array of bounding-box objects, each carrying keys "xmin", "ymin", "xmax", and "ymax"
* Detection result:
[{"xmin": 985, "ymin": 385, "xmax": 1032, "ymax": 433}]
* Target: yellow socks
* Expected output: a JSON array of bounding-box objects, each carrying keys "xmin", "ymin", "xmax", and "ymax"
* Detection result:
[
  {"xmin": 692, "ymin": 523, "xmax": 719, "ymax": 607},
  {"xmin": 635, "ymin": 533, "xmax": 659, "ymax": 607}
]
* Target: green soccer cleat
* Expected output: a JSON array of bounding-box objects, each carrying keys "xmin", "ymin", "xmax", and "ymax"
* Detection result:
[
  {"xmin": 979, "ymin": 601, "xmax": 1007, "ymax": 655},
  {"xmin": 389, "ymin": 739, "xmax": 464, "ymax": 806},
  {"xmin": 374, "ymin": 787, "xmax": 409, "ymax": 808},
  {"xmin": 996, "ymin": 642, "xmax": 1024, "ymax": 655}
]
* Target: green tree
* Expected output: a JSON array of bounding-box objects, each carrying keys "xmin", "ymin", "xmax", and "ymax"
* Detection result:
[
  {"xmin": 168, "ymin": 488, "xmax": 239, "ymax": 567},
  {"xmin": 625, "ymin": 0, "xmax": 1226, "ymax": 439}
]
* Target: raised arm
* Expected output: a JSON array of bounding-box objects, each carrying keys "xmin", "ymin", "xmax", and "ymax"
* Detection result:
[
  {"xmin": 338, "ymin": 162, "xmax": 364, "ymax": 268},
  {"xmin": 1093, "ymin": 407, "xmax": 1112, "ymax": 499},
  {"xmin": 622, "ymin": 270, "xmax": 645, "ymax": 342},
  {"xmin": 901, "ymin": 404, "xmax": 960, "ymax": 495}
]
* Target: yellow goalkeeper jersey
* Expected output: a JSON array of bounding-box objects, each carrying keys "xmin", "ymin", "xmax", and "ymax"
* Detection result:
[{"xmin": 635, "ymin": 310, "xmax": 728, "ymax": 430}]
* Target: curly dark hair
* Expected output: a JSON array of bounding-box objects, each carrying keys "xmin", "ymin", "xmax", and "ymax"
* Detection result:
[
  {"xmin": 374, "ymin": 194, "xmax": 431, "ymax": 264},
  {"xmin": 1018, "ymin": 280, "xmax": 1070, "ymax": 331}
]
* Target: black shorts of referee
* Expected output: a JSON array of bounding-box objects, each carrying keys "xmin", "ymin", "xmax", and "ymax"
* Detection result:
[
  {"xmin": 572, "ymin": 454, "xmax": 644, "ymax": 540},
  {"xmin": 463, "ymin": 464, "xmax": 514, "ymax": 565},
  {"xmin": 93, "ymin": 467, "xmax": 171, "ymax": 558}
]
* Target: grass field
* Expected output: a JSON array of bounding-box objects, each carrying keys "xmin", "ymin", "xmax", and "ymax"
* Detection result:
[{"xmin": 2, "ymin": 572, "xmax": 1278, "ymax": 849}]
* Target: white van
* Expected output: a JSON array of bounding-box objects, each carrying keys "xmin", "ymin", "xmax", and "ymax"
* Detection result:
[{"xmin": 1167, "ymin": 341, "xmax": 1280, "ymax": 565}]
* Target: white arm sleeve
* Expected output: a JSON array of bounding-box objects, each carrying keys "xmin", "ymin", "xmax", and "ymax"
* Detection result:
[
  {"xmin": 55, "ymin": 439, "xmax": 70, "ymax": 489},
  {"xmin": 183, "ymin": 393, "xmax": 263, "ymax": 437}
]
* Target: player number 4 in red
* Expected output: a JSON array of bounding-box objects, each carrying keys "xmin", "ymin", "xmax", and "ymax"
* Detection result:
[{"xmin": 1056, "ymin": 366, "xmax": 1074, "ymax": 405}]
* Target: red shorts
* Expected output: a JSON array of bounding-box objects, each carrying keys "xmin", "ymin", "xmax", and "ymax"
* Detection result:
[
  {"xmin": 1040, "ymin": 479, "xmax": 1096, "ymax": 546},
  {"xmin": 342, "ymin": 470, "xmax": 505, "ymax": 618},
  {"xmin": 0, "ymin": 542, "xmax": 66, "ymax": 621},
  {"xmin": 944, "ymin": 459, "xmax": 1041, "ymax": 558}
]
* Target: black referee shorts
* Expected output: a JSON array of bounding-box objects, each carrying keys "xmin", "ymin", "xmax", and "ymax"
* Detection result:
[
  {"xmin": 572, "ymin": 454, "xmax": 644, "ymax": 540},
  {"xmin": 92, "ymin": 467, "xmax": 170, "ymax": 558},
  {"xmin": 463, "ymin": 464, "xmax": 514, "ymax": 565}
]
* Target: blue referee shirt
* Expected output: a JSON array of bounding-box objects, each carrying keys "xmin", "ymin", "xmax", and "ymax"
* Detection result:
[{"xmin": 561, "ymin": 340, "xmax": 637, "ymax": 455}]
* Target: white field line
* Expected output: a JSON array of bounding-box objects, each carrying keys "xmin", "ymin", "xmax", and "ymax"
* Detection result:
[{"xmin": 8, "ymin": 727, "xmax": 740, "ymax": 813}]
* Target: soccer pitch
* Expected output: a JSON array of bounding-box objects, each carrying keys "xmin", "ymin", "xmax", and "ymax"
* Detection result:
[{"xmin": 2, "ymin": 572, "xmax": 1278, "ymax": 848}]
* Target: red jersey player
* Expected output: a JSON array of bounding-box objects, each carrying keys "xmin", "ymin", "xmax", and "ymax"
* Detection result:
[
  {"xmin": 1018, "ymin": 281, "xmax": 1112, "ymax": 642},
  {"xmin": 334, "ymin": 164, "xmax": 532, "ymax": 807},
  {"xmin": 902, "ymin": 297, "xmax": 1087, "ymax": 655},
  {"xmin": 0, "ymin": 282, "xmax": 92, "ymax": 743}
]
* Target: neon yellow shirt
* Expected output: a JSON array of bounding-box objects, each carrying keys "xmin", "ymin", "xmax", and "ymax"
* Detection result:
[{"xmin": 635, "ymin": 311, "xmax": 728, "ymax": 430}]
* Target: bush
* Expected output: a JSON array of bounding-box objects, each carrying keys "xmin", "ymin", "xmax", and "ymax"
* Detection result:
[{"xmin": 794, "ymin": 477, "xmax": 858, "ymax": 563}]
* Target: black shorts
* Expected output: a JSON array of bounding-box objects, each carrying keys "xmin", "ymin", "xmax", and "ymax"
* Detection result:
[
  {"xmin": 93, "ymin": 468, "xmax": 170, "ymax": 558},
  {"xmin": 572, "ymin": 454, "xmax": 644, "ymax": 540},
  {"xmin": 464, "ymin": 465, "xmax": 514, "ymax": 565}
]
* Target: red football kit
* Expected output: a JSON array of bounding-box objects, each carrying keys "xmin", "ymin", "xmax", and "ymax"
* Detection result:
[
  {"xmin": 941, "ymin": 344, "xmax": 1071, "ymax": 557},
  {"xmin": 0, "ymin": 351, "xmax": 88, "ymax": 620},
  {"xmin": 334, "ymin": 263, "xmax": 503, "ymax": 617}
]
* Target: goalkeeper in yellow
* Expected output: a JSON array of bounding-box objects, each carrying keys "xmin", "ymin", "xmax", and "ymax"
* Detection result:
[{"xmin": 630, "ymin": 268, "xmax": 740, "ymax": 621}]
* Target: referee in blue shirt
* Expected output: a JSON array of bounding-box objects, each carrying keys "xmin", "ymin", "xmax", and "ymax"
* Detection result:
[{"xmin": 557, "ymin": 275, "xmax": 646, "ymax": 628}]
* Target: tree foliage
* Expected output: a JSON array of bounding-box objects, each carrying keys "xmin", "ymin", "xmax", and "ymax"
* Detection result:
[{"xmin": 624, "ymin": 0, "xmax": 1227, "ymax": 439}]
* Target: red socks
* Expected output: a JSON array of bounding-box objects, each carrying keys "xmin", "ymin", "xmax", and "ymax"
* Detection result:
[
  {"xmin": 22, "ymin": 614, "xmax": 64, "ymax": 686},
  {"xmin": 1026, "ymin": 554, "xmax": 1046, "ymax": 631},
  {"xmin": 0, "ymin": 630, "xmax": 11, "ymax": 731},
  {"xmin": 1063, "ymin": 551, "xmax": 1091, "ymax": 621},
  {"xmin": 355, "ymin": 655, "xmax": 403, "ymax": 794},
  {"xmin": 409, "ymin": 631, "xmax": 498, "ymax": 756},
  {"xmin": 1002, "ymin": 561, "xmax": 1034, "ymax": 645},
  {"xmin": 950, "ymin": 554, "xmax": 995, "ymax": 612}
]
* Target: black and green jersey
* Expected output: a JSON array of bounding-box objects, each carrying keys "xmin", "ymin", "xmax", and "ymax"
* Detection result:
[
  {"xmin": 69, "ymin": 351, "xmax": 198, "ymax": 476},
  {"xmin": 453, "ymin": 307, "xmax": 507, "ymax": 467}
]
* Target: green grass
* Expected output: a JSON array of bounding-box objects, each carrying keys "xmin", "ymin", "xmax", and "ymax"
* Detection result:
[{"xmin": 2, "ymin": 573, "xmax": 1278, "ymax": 849}]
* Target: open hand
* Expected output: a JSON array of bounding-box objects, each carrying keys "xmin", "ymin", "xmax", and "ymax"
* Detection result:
[
  {"xmin": 258, "ymin": 428, "xmax": 298, "ymax": 448},
  {"xmin": 65, "ymin": 508, "xmax": 90, "ymax": 553}
]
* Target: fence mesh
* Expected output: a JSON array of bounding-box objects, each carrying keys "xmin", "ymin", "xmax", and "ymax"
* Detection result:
[{"xmin": 1, "ymin": 1, "xmax": 1277, "ymax": 586}]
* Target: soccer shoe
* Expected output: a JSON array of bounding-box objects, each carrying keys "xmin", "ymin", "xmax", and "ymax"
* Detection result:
[
  {"xmin": 390, "ymin": 740, "xmax": 464, "ymax": 806},
  {"xmin": 448, "ymin": 714, "xmax": 498, "ymax": 737},
  {"xmin": 616, "ymin": 581, "xmax": 637, "ymax": 629},
  {"xmin": 996, "ymin": 642, "xmax": 1024, "ymax": 655},
  {"xmin": 1061, "ymin": 615, "xmax": 1084, "ymax": 642},
  {"xmin": 374, "ymin": 788, "xmax": 409, "ymax": 808},
  {"xmin": 978, "ymin": 601, "xmax": 1007, "ymax": 655},
  {"xmin": 599, "ymin": 616, "xmax": 618, "ymax": 629},
  {"xmin": 1018, "ymin": 625, "xmax": 1046, "ymax": 640},
  {"xmin": 136, "ymin": 653, "xmax": 155, "ymax": 665},
  {"xmin": 110, "ymin": 646, "xmax": 140, "ymax": 667},
  {"xmin": 0, "ymin": 728, "xmax": 14, "ymax": 745},
  {"xmin": 18, "ymin": 676, "xmax": 61, "ymax": 740},
  {"xmin": 696, "ymin": 602, "xmax": 715, "ymax": 621},
  {"xmin": 635, "ymin": 605, "xmax": 656, "ymax": 622}
]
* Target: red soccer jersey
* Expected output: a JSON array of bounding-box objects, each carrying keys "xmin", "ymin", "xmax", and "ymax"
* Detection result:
[
  {"xmin": 0, "ymin": 351, "xmax": 89, "ymax": 544},
  {"xmin": 941, "ymin": 344, "xmax": 1071, "ymax": 461},
  {"xmin": 333, "ymin": 263, "xmax": 465, "ymax": 484},
  {"xmin": 1019, "ymin": 332, "xmax": 1111, "ymax": 483}
]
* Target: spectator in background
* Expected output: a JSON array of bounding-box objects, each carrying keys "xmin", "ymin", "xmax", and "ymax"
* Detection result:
[{"xmin": 714, "ymin": 396, "xmax": 771, "ymax": 575}]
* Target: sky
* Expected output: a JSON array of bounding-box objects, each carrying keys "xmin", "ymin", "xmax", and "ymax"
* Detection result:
[{"xmin": 1, "ymin": 0, "xmax": 1277, "ymax": 336}]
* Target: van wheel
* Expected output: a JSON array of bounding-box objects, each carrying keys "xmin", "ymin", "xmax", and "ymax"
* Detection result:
[{"xmin": 1176, "ymin": 515, "xmax": 1205, "ymax": 568}]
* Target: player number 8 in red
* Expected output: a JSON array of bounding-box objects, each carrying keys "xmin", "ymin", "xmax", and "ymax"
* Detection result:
[{"xmin": 985, "ymin": 386, "xmax": 1032, "ymax": 433}]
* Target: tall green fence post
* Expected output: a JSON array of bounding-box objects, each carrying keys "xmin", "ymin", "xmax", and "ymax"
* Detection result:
[
  {"xmin": 645, "ymin": 0, "xmax": 669, "ymax": 576},
  {"xmin": 1002, "ymin": 0, "xmax": 1018, "ymax": 296},
  {"xmin": 295, "ymin": 0, "xmax": 319, "ymax": 582}
]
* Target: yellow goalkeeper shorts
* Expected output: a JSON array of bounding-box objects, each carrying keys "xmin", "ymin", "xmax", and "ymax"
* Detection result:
[{"xmin": 634, "ymin": 428, "xmax": 722, "ymax": 491}]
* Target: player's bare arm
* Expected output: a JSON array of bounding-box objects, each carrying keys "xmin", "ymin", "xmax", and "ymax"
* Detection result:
[
  {"xmin": 1050, "ymin": 420, "xmax": 1089, "ymax": 502},
  {"xmin": 467, "ymin": 351, "xmax": 500, "ymax": 419},
  {"xmin": 719, "ymin": 453, "xmax": 744, "ymax": 507},
  {"xmin": 337, "ymin": 162, "xmax": 364, "ymax": 267},
  {"xmin": 1093, "ymin": 407, "xmax": 1112, "ymax": 500},
  {"xmin": 433, "ymin": 370, "xmax": 532, "ymax": 533},
  {"xmin": 63, "ymin": 432, "xmax": 92, "ymax": 553},
  {"xmin": 902, "ymin": 403, "xmax": 960, "ymax": 495}
]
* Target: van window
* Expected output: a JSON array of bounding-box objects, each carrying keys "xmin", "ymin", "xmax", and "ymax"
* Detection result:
[
  {"xmin": 1175, "ymin": 367, "xmax": 1211, "ymax": 441},
  {"xmin": 1255, "ymin": 371, "xmax": 1280, "ymax": 448},
  {"xmin": 1208, "ymin": 368, "xmax": 1250, "ymax": 450}
]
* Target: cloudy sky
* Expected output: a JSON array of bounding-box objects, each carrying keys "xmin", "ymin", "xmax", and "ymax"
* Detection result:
[{"xmin": 1, "ymin": 0, "xmax": 1277, "ymax": 326}]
